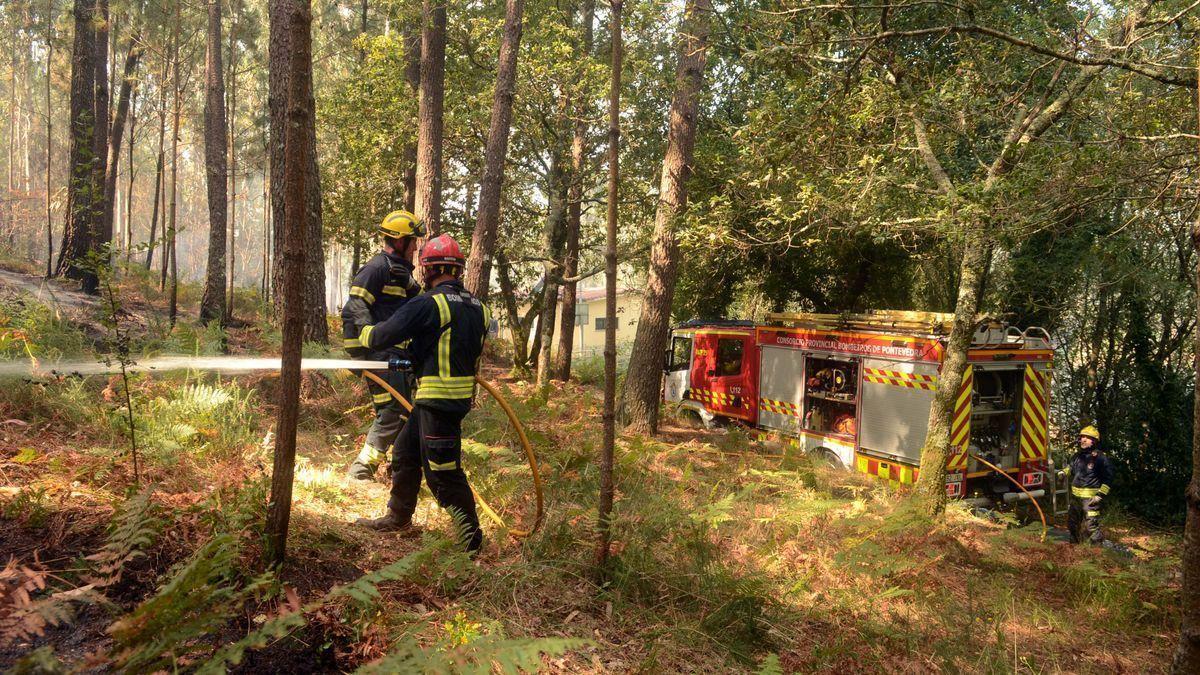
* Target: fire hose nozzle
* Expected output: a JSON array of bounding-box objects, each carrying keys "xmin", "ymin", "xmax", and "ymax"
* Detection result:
[{"xmin": 388, "ymin": 356, "xmax": 413, "ymax": 372}]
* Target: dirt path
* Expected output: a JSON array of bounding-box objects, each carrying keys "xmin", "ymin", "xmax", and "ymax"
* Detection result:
[{"xmin": 0, "ymin": 268, "xmax": 98, "ymax": 315}]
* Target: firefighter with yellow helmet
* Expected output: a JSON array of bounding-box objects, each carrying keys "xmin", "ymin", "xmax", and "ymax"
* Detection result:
[
  {"xmin": 355, "ymin": 234, "xmax": 489, "ymax": 555},
  {"xmin": 1059, "ymin": 425, "xmax": 1114, "ymax": 545},
  {"xmin": 341, "ymin": 210, "xmax": 425, "ymax": 481}
]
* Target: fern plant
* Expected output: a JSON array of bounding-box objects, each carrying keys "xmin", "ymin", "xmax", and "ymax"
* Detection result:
[
  {"xmin": 86, "ymin": 486, "xmax": 163, "ymax": 589},
  {"xmin": 195, "ymin": 536, "xmax": 452, "ymax": 674},
  {"xmin": 0, "ymin": 557, "xmax": 106, "ymax": 648},
  {"xmin": 107, "ymin": 533, "xmax": 273, "ymax": 674}
]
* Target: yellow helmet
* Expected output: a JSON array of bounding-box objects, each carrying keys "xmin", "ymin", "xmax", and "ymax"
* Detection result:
[
  {"xmin": 1079, "ymin": 425, "xmax": 1100, "ymax": 441},
  {"xmin": 379, "ymin": 210, "xmax": 425, "ymax": 240}
]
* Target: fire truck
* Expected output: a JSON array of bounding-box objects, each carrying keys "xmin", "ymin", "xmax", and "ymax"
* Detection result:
[{"xmin": 663, "ymin": 311, "xmax": 1053, "ymax": 505}]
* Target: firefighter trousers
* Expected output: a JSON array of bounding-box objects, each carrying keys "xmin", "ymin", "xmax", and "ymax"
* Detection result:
[
  {"xmin": 1067, "ymin": 496, "xmax": 1104, "ymax": 545},
  {"xmin": 348, "ymin": 358, "xmax": 412, "ymax": 479},
  {"xmin": 388, "ymin": 405, "xmax": 482, "ymax": 553}
]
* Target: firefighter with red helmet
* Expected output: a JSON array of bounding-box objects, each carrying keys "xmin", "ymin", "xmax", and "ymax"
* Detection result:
[
  {"xmin": 1060, "ymin": 425, "xmax": 1114, "ymax": 545},
  {"xmin": 341, "ymin": 210, "xmax": 425, "ymax": 482},
  {"xmin": 354, "ymin": 234, "xmax": 490, "ymax": 554}
]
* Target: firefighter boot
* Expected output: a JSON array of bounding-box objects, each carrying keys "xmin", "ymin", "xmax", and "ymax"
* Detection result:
[{"xmin": 354, "ymin": 510, "xmax": 420, "ymax": 535}]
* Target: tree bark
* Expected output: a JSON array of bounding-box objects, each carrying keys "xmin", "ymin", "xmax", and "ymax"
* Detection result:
[
  {"xmin": 400, "ymin": 21, "xmax": 420, "ymax": 211},
  {"xmin": 266, "ymin": 0, "xmax": 313, "ymax": 569},
  {"xmin": 495, "ymin": 249, "xmax": 530, "ymax": 378},
  {"xmin": 1170, "ymin": 43, "xmax": 1200, "ymax": 675},
  {"xmin": 261, "ymin": 166, "xmax": 270, "ymax": 300},
  {"xmin": 91, "ymin": 0, "xmax": 110, "ymax": 278},
  {"xmin": 617, "ymin": 0, "xmax": 712, "ymax": 433},
  {"xmin": 269, "ymin": 0, "xmax": 327, "ymax": 342},
  {"xmin": 227, "ymin": 0, "xmax": 240, "ymax": 317},
  {"xmin": 102, "ymin": 24, "xmax": 140, "ymax": 267},
  {"xmin": 44, "ymin": 0, "xmax": 53, "ymax": 278},
  {"xmin": 535, "ymin": 155, "xmax": 569, "ymax": 390},
  {"xmin": 463, "ymin": 0, "xmax": 524, "ymax": 299},
  {"xmin": 200, "ymin": 0, "xmax": 229, "ymax": 326},
  {"xmin": 913, "ymin": 231, "xmax": 988, "ymax": 512},
  {"xmin": 124, "ymin": 84, "xmax": 136, "ymax": 261},
  {"xmin": 413, "ymin": 0, "xmax": 445, "ymax": 233},
  {"xmin": 55, "ymin": 0, "xmax": 99, "ymax": 289},
  {"xmin": 553, "ymin": 0, "xmax": 595, "ymax": 381},
  {"xmin": 596, "ymin": 0, "xmax": 621, "ymax": 572},
  {"xmin": 164, "ymin": 1, "xmax": 181, "ymax": 323},
  {"xmin": 144, "ymin": 37, "xmax": 169, "ymax": 270}
]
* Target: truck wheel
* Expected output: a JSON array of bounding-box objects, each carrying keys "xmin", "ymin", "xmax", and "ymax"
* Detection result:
[{"xmin": 814, "ymin": 448, "xmax": 843, "ymax": 470}]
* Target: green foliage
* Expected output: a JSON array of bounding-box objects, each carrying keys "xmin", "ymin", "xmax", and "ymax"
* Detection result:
[
  {"xmin": 140, "ymin": 381, "xmax": 259, "ymax": 461},
  {"xmin": 86, "ymin": 486, "xmax": 163, "ymax": 588},
  {"xmin": 107, "ymin": 533, "xmax": 272, "ymax": 674},
  {"xmin": 196, "ymin": 536, "xmax": 472, "ymax": 675},
  {"xmin": 0, "ymin": 296, "xmax": 89, "ymax": 361},
  {"xmin": 354, "ymin": 635, "xmax": 587, "ymax": 674},
  {"xmin": 140, "ymin": 318, "xmax": 228, "ymax": 357},
  {"xmin": 1, "ymin": 487, "xmax": 52, "ymax": 528}
]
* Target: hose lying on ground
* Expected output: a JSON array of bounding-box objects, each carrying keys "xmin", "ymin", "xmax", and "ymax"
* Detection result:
[
  {"xmin": 359, "ymin": 370, "xmax": 544, "ymax": 538},
  {"xmin": 969, "ymin": 452, "xmax": 1048, "ymax": 541}
]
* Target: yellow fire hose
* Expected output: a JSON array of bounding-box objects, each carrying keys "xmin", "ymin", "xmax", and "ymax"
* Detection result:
[
  {"xmin": 359, "ymin": 370, "xmax": 544, "ymax": 538},
  {"xmin": 969, "ymin": 452, "xmax": 1048, "ymax": 541}
]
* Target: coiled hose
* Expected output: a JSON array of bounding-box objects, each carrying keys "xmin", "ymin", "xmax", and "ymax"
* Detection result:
[{"xmin": 360, "ymin": 371, "xmax": 544, "ymax": 538}]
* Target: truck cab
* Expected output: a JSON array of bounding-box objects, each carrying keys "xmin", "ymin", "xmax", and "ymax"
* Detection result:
[{"xmin": 664, "ymin": 321, "xmax": 758, "ymax": 426}]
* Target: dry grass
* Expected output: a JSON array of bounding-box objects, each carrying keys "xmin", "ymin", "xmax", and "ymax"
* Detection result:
[{"xmin": 0, "ymin": 329, "xmax": 1183, "ymax": 672}]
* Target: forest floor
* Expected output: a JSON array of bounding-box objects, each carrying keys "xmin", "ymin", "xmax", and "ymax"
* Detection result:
[{"xmin": 0, "ymin": 262, "xmax": 1185, "ymax": 673}]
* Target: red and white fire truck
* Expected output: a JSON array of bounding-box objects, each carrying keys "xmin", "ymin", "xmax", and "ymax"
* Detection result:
[{"xmin": 663, "ymin": 311, "xmax": 1053, "ymax": 504}]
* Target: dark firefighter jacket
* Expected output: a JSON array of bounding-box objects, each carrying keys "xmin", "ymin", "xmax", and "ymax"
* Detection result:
[
  {"xmin": 1062, "ymin": 448, "xmax": 1114, "ymax": 500},
  {"xmin": 358, "ymin": 280, "xmax": 491, "ymax": 414},
  {"xmin": 341, "ymin": 251, "xmax": 420, "ymax": 356}
]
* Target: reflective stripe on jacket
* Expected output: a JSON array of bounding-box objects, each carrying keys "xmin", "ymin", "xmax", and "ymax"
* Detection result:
[
  {"xmin": 360, "ymin": 279, "xmax": 489, "ymax": 414},
  {"xmin": 341, "ymin": 250, "xmax": 420, "ymax": 354},
  {"xmin": 1062, "ymin": 447, "xmax": 1114, "ymax": 500}
]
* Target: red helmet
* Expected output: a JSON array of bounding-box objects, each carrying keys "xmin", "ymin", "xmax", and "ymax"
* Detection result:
[{"xmin": 419, "ymin": 234, "xmax": 466, "ymax": 269}]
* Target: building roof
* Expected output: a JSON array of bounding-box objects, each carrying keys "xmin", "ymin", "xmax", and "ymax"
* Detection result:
[{"xmin": 576, "ymin": 287, "xmax": 636, "ymax": 303}]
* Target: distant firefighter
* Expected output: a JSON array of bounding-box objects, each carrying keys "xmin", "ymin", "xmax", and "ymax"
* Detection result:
[{"xmin": 1059, "ymin": 425, "xmax": 1113, "ymax": 545}]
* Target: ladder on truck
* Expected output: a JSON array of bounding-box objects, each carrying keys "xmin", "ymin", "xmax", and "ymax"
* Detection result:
[{"xmin": 764, "ymin": 310, "xmax": 1052, "ymax": 350}]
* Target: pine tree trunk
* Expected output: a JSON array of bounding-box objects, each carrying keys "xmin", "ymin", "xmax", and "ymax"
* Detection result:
[
  {"xmin": 200, "ymin": 0, "xmax": 229, "ymax": 326},
  {"xmin": 124, "ymin": 85, "xmax": 136, "ymax": 262},
  {"xmin": 553, "ymin": 0, "xmax": 595, "ymax": 381},
  {"xmin": 913, "ymin": 230, "xmax": 990, "ymax": 514},
  {"xmin": 617, "ymin": 0, "xmax": 711, "ymax": 434},
  {"xmin": 261, "ymin": 167, "xmax": 270, "ymax": 301},
  {"xmin": 1171, "ymin": 53, "xmax": 1200, "ymax": 674},
  {"xmin": 227, "ymin": 0, "xmax": 240, "ymax": 318},
  {"xmin": 269, "ymin": 0, "xmax": 327, "ymax": 343},
  {"xmin": 266, "ymin": 0, "xmax": 313, "ymax": 568},
  {"xmin": 463, "ymin": 0, "xmax": 524, "ymax": 299},
  {"xmin": 495, "ymin": 249, "xmax": 530, "ymax": 379},
  {"xmin": 90, "ymin": 0, "xmax": 110, "ymax": 281},
  {"xmin": 8, "ymin": 17, "xmax": 17, "ymax": 198},
  {"xmin": 164, "ymin": 1, "xmax": 181, "ymax": 320},
  {"xmin": 44, "ymin": 0, "xmax": 53, "ymax": 278},
  {"xmin": 103, "ymin": 28, "xmax": 142, "ymax": 264},
  {"xmin": 536, "ymin": 156, "xmax": 568, "ymax": 390},
  {"xmin": 596, "ymin": 0, "xmax": 621, "ymax": 572},
  {"xmin": 145, "ymin": 37, "xmax": 169, "ymax": 270},
  {"xmin": 400, "ymin": 21, "xmax": 419, "ymax": 212},
  {"xmin": 56, "ymin": 0, "xmax": 98, "ymax": 287},
  {"xmin": 413, "ymin": 0, "xmax": 445, "ymax": 233}
]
